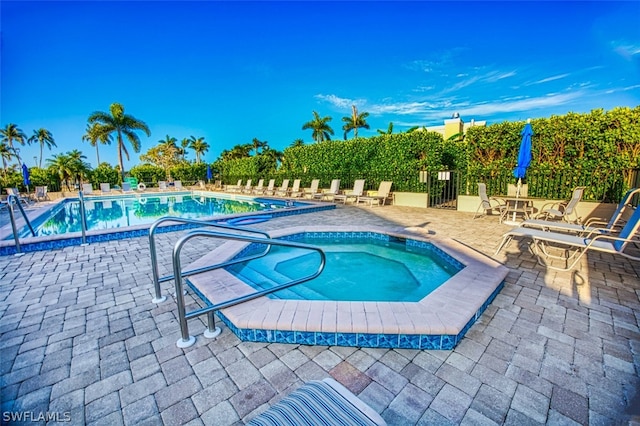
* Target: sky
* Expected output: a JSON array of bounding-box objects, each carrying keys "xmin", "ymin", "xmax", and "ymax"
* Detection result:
[{"xmin": 1, "ymin": 1, "xmax": 639, "ymax": 170}]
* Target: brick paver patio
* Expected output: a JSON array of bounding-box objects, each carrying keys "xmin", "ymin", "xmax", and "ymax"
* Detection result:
[{"xmin": 1, "ymin": 205, "xmax": 638, "ymax": 425}]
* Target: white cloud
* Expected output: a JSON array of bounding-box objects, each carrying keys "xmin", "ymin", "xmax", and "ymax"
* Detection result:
[
  {"xmin": 315, "ymin": 94, "xmax": 356, "ymax": 109},
  {"xmin": 528, "ymin": 73, "xmax": 570, "ymax": 85}
]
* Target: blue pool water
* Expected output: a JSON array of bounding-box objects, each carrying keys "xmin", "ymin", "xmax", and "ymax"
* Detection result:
[
  {"xmin": 13, "ymin": 193, "xmax": 300, "ymax": 238},
  {"xmin": 226, "ymin": 234, "xmax": 463, "ymax": 302}
]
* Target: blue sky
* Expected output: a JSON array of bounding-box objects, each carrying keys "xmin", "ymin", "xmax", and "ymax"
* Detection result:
[{"xmin": 2, "ymin": 1, "xmax": 639, "ymax": 169}]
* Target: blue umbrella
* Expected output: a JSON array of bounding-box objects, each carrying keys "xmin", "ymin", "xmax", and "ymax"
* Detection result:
[
  {"xmin": 206, "ymin": 164, "xmax": 212, "ymax": 182},
  {"xmin": 22, "ymin": 163, "xmax": 31, "ymax": 191},
  {"xmin": 513, "ymin": 122, "xmax": 533, "ymax": 181}
]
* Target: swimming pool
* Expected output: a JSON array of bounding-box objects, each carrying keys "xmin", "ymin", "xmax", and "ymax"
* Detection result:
[
  {"xmin": 183, "ymin": 226, "xmax": 508, "ymax": 349},
  {"xmin": 225, "ymin": 235, "xmax": 461, "ymax": 302},
  {"xmin": 0, "ymin": 192, "xmax": 335, "ymax": 255}
]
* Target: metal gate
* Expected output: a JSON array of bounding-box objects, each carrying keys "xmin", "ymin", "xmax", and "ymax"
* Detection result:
[{"xmin": 423, "ymin": 170, "xmax": 461, "ymax": 209}]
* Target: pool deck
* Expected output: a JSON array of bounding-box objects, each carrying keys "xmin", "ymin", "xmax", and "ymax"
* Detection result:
[{"xmin": 1, "ymin": 204, "xmax": 639, "ymax": 425}]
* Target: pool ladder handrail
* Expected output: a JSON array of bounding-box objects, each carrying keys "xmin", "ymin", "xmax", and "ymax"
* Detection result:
[
  {"xmin": 172, "ymin": 228, "xmax": 326, "ymax": 348},
  {"xmin": 149, "ymin": 216, "xmax": 273, "ymax": 303},
  {"xmin": 6, "ymin": 194, "xmax": 36, "ymax": 255}
]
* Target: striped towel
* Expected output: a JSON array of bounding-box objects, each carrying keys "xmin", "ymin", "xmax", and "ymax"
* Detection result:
[{"xmin": 248, "ymin": 379, "xmax": 385, "ymax": 426}]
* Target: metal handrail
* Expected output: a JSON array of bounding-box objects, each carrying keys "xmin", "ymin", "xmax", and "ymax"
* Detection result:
[
  {"xmin": 148, "ymin": 216, "xmax": 272, "ymax": 303},
  {"xmin": 172, "ymin": 229, "xmax": 326, "ymax": 348},
  {"xmin": 6, "ymin": 194, "xmax": 36, "ymax": 254}
]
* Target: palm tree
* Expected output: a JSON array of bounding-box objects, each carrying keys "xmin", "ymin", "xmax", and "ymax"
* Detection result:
[
  {"xmin": 220, "ymin": 144, "xmax": 252, "ymax": 161},
  {"xmin": 250, "ymin": 138, "xmax": 268, "ymax": 156},
  {"xmin": 0, "ymin": 141, "xmax": 16, "ymax": 175},
  {"xmin": 189, "ymin": 137, "xmax": 210, "ymax": 163},
  {"xmin": 0, "ymin": 123, "xmax": 27, "ymax": 165},
  {"xmin": 88, "ymin": 103, "xmax": 151, "ymax": 181},
  {"xmin": 27, "ymin": 128, "xmax": 56, "ymax": 168},
  {"xmin": 302, "ymin": 111, "xmax": 334, "ymax": 143},
  {"xmin": 342, "ymin": 105, "xmax": 370, "ymax": 140},
  {"xmin": 377, "ymin": 122, "xmax": 394, "ymax": 135},
  {"xmin": 181, "ymin": 138, "xmax": 190, "ymax": 161},
  {"xmin": 82, "ymin": 123, "xmax": 112, "ymax": 166},
  {"xmin": 47, "ymin": 153, "xmax": 75, "ymax": 190},
  {"xmin": 290, "ymin": 139, "xmax": 305, "ymax": 148},
  {"xmin": 68, "ymin": 149, "xmax": 91, "ymax": 185}
]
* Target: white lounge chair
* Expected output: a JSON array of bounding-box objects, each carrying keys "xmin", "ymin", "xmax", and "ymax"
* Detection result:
[
  {"xmin": 495, "ymin": 204, "xmax": 640, "ymax": 271},
  {"xmin": 158, "ymin": 181, "xmax": 168, "ymax": 191},
  {"xmin": 174, "ymin": 180, "xmax": 183, "ymax": 191},
  {"xmin": 261, "ymin": 179, "xmax": 276, "ymax": 195},
  {"xmin": 250, "ymin": 179, "xmax": 264, "ymax": 194},
  {"xmin": 247, "ymin": 378, "xmax": 386, "ymax": 425},
  {"xmin": 225, "ymin": 179, "xmax": 242, "ymax": 192},
  {"xmin": 473, "ymin": 183, "xmax": 507, "ymax": 221},
  {"xmin": 315, "ymin": 179, "xmax": 341, "ymax": 201},
  {"xmin": 35, "ymin": 186, "xmax": 49, "ymax": 201},
  {"xmin": 82, "ymin": 183, "xmax": 93, "ymax": 195},
  {"xmin": 288, "ymin": 179, "xmax": 303, "ymax": 197},
  {"xmin": 100, "ymin": 183, "xmax": 111, "ymax": 194},
  {"xmin": 5, "ymin": 188, "xmax": 31, "ymax": 206},
  {"xmin": 274, "ymin": 179, "xmax": 290, "ymax": 197},
  {"xmin": 122, "ymin": 182, "xmax": 133, "ymax": 193},
  {"xmin": 333, "ymin": 179, "xmax": 365, "ymax": 204},
  {"xmin": 304, "ymin": 179, "xmax": 321, "ymax": 199},
  {"xmin": 357, "ymin": 181, "xmax": 393, "ymax": 206},
  {"xmin": 535, "ymin": 186, "xmax": 586, "ymax": 223},
  {"xmin": 239, "ymin": 179, "xmax": 253, "ymax": 194}
]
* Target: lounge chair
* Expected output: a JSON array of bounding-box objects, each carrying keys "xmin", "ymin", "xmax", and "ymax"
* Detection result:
[
  {"xmin": 35, "ymin": 186, "xmax": 49, "ymax": 201},
  {"xmin": 333, "ymin": 179, "xmax": 365, "ymax": 204},
  {"xmin": 520, "ymin": 187, "xmax": 640, "ymax": 235},
  {"xmin": 261, "ymin": 179, "xmax": 276, "ymax": 195},
  {"xmin": 174, "ymin": 180, "xmax": 183, "ymax": 191},
  {"xmin": 100, "ymin": 183, "xmax": 111, "ymax": 194},
  {"xmin": 158, "ymin": 181, "xmax": 168, "ymax": 191},
  {"xmin": 535, "ymin": 186, "xmax": 586, "ymax": 223},
  {"xmin": 274, "ymin": 179, "xmax": 290, "ymax": 197},
  {"xmin": 212, "ymin": 180, "xmax": 222, "ymax": 190},
  {"xmin": 304, "ymin": 179, "xmax": 321, "ymax": 199},
  {"xmin": 495, "ymin": 206, "xmax": 640, "ymax": 271},
  {"xmin": 82, "ymin": 183, "xmax": 93, "ymax": 195},
  {"xmin": 315, "ymin": 179, "xmax": 341, "ymax": 201},
  {"xmin": 122, "ymin": 182, "xmax": 133, "ymax": 193},
  {"xmin": 473, "ymin": 183, "xmax": 507, "ymax": 221},
  {"xmin": 247, "ymin": 378, "xmax": 386, "ymax": 426},
  {"xmin": 5, "ymin": 188, "xmax": 31, "ymax": 206},
  {"xmin": 239, "ymin": 179, "xmax": 253, "ymax": 194},
  {"xmin": 250, "ymin": 179, "xmax": 264, "ymax": 194},
  {"xmin": 288, "ymin": 179, "xmax": 303, "ymax": 197},
  {"xmin": 357, "ymin": 181, "xmax": 393, "ymax": 206}
]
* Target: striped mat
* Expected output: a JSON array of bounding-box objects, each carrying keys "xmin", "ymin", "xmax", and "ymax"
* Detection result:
[{"xmin": 247, "ymin": 379, "xmax": 385, "ymax": 426}]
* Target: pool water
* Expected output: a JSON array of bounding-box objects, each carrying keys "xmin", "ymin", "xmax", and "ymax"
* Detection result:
[
  {"xmin": 226, "ymin": 237, "xmax": 461, "ymax": 302},
  {"xmin": 14, "ymin": 193, "xmax": 292, "ymax": 238}
]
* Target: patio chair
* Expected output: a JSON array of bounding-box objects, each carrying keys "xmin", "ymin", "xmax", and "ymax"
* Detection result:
[
  {"xmin": 357, "ymin": 181, "xmax": 393, "ymax": 206},
  {"xmin": 158, "ymin": 181, "xmax": 168, "ymax": 191},
  {"xmin": 304, "ymin": 179, "xmax": 321, "ymax": 199},
  {"xmin": 274, "ymin": 179, "xmax": 290, "ymax": 197},
  {"xmin": 247, "ymin": 378, "xmax": 386, "ymax": 426},
  {"xmin": 35, "ymin": 186, "xmax": 49, "ymax": 201},
  {"xmin": 5, "ymin": 188, "xmax": 31, "ymax": 206},
  {"xmin": 212, "ymin": 180, "xmax": 222, "ymax": 190},
  {"xmin": 535, "ymin": 186, "xmax": 586, "ymax": 223},
  {"xmin": 261, "ymin": 179, "xmax": 276, "ymax": 195},
  {"xmin": 495, "ymin": 205, "xmax": 640, "ymax": 271},
  {"xmin": 174, "ymin": 180, "xmax": 183, "ymax": 191},
  {"xmin": 81, "ymin": 183, "xmax": 93, "ymax": 195},
  {"xmin": 288, "ymin": 179, "xmax": 303, "ymax": 197},
  {"xmin": 122, "ymin": 182, "xmax": 133, "ymax": 193},
  {"xmin": 507, "ymin": 183, "xmax": 528, "ymax": 197},
  {"xmin": 225, "ymin": 179, "xmax": 242, "ymax": 192},
  {"xmin": 333, "ymin": 179, "xmax": 365, "ymax": 204},
  {"xmin": 100, "ymin": 183, "xmax": 111, "ymax": 194},
  {"xmin": 250, "ymin": 179, "xmax": 264, "ymax": 194},
  {"xmin": 473, "ymin": 183, "xmax": 507, "ymax": 221},
  {"xmin": 520, "ymin": 187, "xmax": 640, "ymax": 235},
  {"xmin": 315, "ymin": 179, "xmax": 341, "ymax": 201}
]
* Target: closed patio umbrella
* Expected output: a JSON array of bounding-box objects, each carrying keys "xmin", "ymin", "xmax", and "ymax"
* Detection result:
[
  {"xmin": 206, "ymin": 164, "xmax": 212, "ymax": 183},
  {"xmin": 506, "ymin": 120, "xmax": 533, "ymax": 224},
  {"xmin": 22, "ymin": 163, "xmax": 31, "ymax": 197}
]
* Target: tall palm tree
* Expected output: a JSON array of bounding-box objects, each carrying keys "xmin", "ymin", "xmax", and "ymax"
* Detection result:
[
  {"xmin": 262, "ymin": 147, "xmax": 284, "ymax": 165},
  {"xmin": 189, "ymin": 136, "xmax": 209, "ymax": 163},
  {"xmin": 68, "ymin": 149, "xmax": 91, "ymax": 185},
  {"xmin": 28, "ymin": 128, "xmax": 56, "ymax": 168},
  {"xmin": 251, "ymin": 138, "xmax": 267, "ymax": 156},
  {"xmin": 220, "ymin": 144, "xmax": 252, "ymax": 161},
  {"xmin": 47, "ymin": 153, "xmax": 74, "ymax": 190},
  {"xmin": 302, "ymin": 111, "xmax": 334, "ymax": 143},
  {"xmin": 88, "ymin": 103, "xmax": 151, "ymax": 181},
  {"xmin": 181, "ymin": 138, "xmax": 190, "ymax": 161},
  {"xmin": 342, "ymin": 105, "xmax": 370, "ymax": 140},
  {"xmin": 0, "ymin": 141, "xmax": 16, "ymax": 175},
  {"xmin": 82, "ymin": 123, "xmax": 112, "ymax": 166},
  {"xmin": 377, "ymin": 122, "xmax": 394, "ymax": 135},
  {"xmin": 290, "ymin": 139, "xmax": 305, "ymax": 148},
  {"xmin": 0, "ymin": 123, "xmax": 27, "ymax": 166}
]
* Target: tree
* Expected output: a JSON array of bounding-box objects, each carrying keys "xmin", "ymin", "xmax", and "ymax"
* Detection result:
[
  {"xmin": 88, "ymin": 103, "xmax": 151, "ymax": 182},
  {"xmin": 28, "ymin": 128, "xmax": 56, "ymax": 168},
  {"xmin": 290, "ymin": 139, "xmax": 305, "ymax": 148},
  {"xmin": 220, "ymin": 144, "xmax": 252, "ymax": 161},
  {"xmin": 0, "ymin": 123, "xmax": 27, "ymax": 166},
  {"xmin": 47, "ymin": 151, "xmax": 91, "ymax": 191},
  {"xmin": 261, "ymin": 147, "xmax": 283, "ymax": 165},
  {"xmin": 82, "ymin": 123, "xmax": 112, "ymax": 166},
  {"xmin": 0, "ymin": 141, "xmax": 16, "ymax": 175},
  {"xmin": 302, "ymin": 111, "xmax": 334, "ymax": 143},
  {"xmin": 189, "ymin": 136, "xmax": 210, "ymax": 163},
  {"xmin": 251, "ymin": 137, "xmax": 267, "ymax": 156},
  {"xmin": 180, "ymin": 138, "xmax": 190, "ymax": 161},
  {"xmin": 377, "ymin": 122, "xmax": 394, "ymax": 135},
  {"xmin": 140, "ymin": 138, "xmax": 181, "ymax": 177},
  {"xmin": 342, "ymin": 105, "xmax": 370, "ymax": 140}
]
